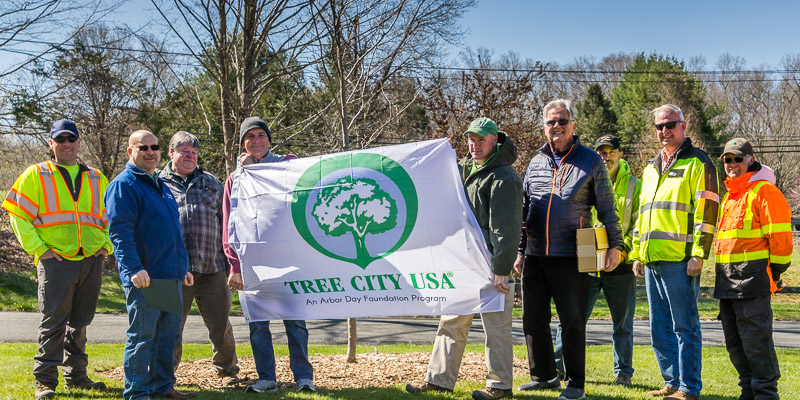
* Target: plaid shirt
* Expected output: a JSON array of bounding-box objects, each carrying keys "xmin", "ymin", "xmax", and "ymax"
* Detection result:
[
  {"xmin": 159, "ymin": 163, "xmax": 228, "ymax": 274},
  {"xmin": 660, "ymin": 138, "xmax": 687, "ymax": 174}
]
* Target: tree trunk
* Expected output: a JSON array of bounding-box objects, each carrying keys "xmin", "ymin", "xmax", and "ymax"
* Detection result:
[{"xmin": 345, "ymin": 317, "xmax": 357, "ymax": 363}]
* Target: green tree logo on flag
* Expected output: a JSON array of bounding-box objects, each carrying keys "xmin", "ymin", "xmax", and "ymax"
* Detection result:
[{"xmin": 292, "ymin": 153, "xmax": 417, "ymax": 269}]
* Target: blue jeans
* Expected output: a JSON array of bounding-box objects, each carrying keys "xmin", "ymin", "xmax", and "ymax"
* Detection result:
[
  {"xmin": 555, "ymin": 271, "xmax": 636, "ymax": 378},
  {"xmin": 249, "ymin": 320, "xmax": 313, "ymax": 382},
  {"xmin": 646, "ymin": 261, "xmax": 702, "ymax": 397},
  {"xmin": 123, "ymin": 286, "xmax": 183, "ymax": 400}
]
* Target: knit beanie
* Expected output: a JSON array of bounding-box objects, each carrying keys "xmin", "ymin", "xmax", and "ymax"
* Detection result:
[{"xmin": 239, "ymin": 117, "xmax": 271, "ymax": 144}]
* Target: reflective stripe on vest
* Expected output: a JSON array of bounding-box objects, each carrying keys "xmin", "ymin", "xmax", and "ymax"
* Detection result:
[
  {"xmin": 640, "ymin": 201, "xmax": 691, "ymax": 213},
  {"xmin": 4, "ymin": 189, "xmax": 38, "ymax": 218},
  {"xmin": 32, "ymin": 162, "xmax": 103, "ymax": 227},
  {"xmin": 640, "ymin": 231, "xmax": 693, "ymax": 243},
  {"xmin": 715, "ymin": 181, "xmax": 770, "ymax": 262}
]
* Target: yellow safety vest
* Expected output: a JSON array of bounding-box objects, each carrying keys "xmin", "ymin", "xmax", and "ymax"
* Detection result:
[{"xmin": 2, "ymin": 160, "xmax": 111, "ymax": 263}]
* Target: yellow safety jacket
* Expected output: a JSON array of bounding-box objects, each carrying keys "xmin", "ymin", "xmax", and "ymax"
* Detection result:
[
  {"xmin": 2, "ymin": 160, "xmax": 112, "ymax": 264},
  {"xmin": 591, "ymin": 159, "xmax": 642, "ymax": 266},
  {"xmin": 630, "ymin": 139, "xmax": 720, "ymax": 264}
]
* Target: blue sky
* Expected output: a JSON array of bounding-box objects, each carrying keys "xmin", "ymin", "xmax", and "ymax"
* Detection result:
[
  {"xmin": 3, "ymin": 0, "xmax": 799, "ymax": 74},
  {"xmin": 456, "ymin": 0, "xmax": 800, "ymax": 68}
]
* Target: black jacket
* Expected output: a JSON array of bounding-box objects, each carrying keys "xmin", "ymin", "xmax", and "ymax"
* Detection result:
[{"xmin": 519, "ymin": 136, "xmax": 622, "ymax": 257}]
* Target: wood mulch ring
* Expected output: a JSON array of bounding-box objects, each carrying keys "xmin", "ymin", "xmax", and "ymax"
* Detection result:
[{"xmin": 98, "ymin": 352, "xmax": 530, "ymax": 390}]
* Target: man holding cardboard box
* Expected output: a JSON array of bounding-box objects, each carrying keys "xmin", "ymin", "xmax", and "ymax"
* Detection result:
[
  {"xmin": 515, "ymin": 99, "xmax": 622, "ymax": 400},
  {"xmin": 630, "ymin": 104, "xmax": 719, "ymax": 400},
  {"xmin": 554, "ymin": 134, "xmax": 642, "ymax": 387}
]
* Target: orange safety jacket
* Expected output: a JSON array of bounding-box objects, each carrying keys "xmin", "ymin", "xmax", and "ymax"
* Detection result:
[
  {"xmin": 2, "ymin": 160, "xmax": 112, "ymax": 263},
  {"xmin": 713, "ymin": 164, "xmax": 793, "ymax": 299}
]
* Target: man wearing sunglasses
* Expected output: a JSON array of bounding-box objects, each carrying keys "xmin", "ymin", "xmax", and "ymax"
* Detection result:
[
  {"xmin": 553, "ymin": 134, "xmax": 642, "ymax": 388},
  {"xmin": 158, "ymin": 131, "xmax": 240, "ymax": 387},
  {"xmin": 3, "ymin": 119, "xmax": 112, "ymax": 400},
  {"xmin": 515, "ymin": 99, "xmax": 623, "ymax": 400},
  {"xmin": 106, "ymin": 130, "xmax": 197, "ymax": 400},
  {"xmin": 713, "ymin": 138, "xmax": 791, "ymax": 400},
  {"xmin": 630, "ymin": 104, "xmax": 719, "ymax": 400}
]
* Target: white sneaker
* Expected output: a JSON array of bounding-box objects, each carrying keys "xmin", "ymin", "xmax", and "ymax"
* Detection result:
[
  {"xmin": 246, "ymin": 379, "xmax": 278, "ymax": 393},
  {"xmin": 296, "ymin": 379, "xmax": 316, "ymax": 392}
]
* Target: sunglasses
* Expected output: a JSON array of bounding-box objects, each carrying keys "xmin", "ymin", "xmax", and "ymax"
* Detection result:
[
  {"xmin": 53, "ymin": 135, "xmax": 78, "ymax": 143},
  {"xmin": 655, "ymin": 120, "xmax": 682, "ymax": 131},
  {"xmin": 136, "ymin": 144, "xmax": 160, "ymax": 152},
  {"xmin": 545, "ymin": 118, "xmax": 571, "ymax": 127},
  {"xmin": 724, "ymin": 156, "xmax": 745, "ymax": 164}
]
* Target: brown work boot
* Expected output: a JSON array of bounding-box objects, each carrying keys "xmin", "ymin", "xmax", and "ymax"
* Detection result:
[
  {"xmin": 472, "ymin": 387, "xmax": 513, "ymax": 399},
  {"xmin": 220, "ymin": 374, "xmax": 241, "ymax": 388},
  {"xmin": 34, "ymin": 382, "xmax": 55, "ymax": 400},
  {"xmin": 647, "ymin": 386, "xmax": 678, "ymax": 396},
  {"xmin": 664, "ymin": 391, "xmax": 699, "ymax": 400},
  {"xmin": 405, "ymin": 382, "xmax": 453, "ymax": 394}
]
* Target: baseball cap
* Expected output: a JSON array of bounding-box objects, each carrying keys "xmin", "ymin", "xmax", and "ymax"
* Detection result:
[
  {"xmin": 464, "ymin": 117, "xmax": 498, "ymax": 136},
  {"xmin": 594, "ymin": 134, "xmax": 620, "ymax": 150},
  {"xmin": 720, "ymin": 137, "xmax": 754, "ymax": 158},
  {"xmin": 50, "ymin": 119, "xmax": 79, "ymax": 139}
]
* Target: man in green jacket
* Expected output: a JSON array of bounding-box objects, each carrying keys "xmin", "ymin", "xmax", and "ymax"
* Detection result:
[
  {"xmin": 406, "ymin": 117, "xmax": 523, "ymax": 400},
  {"xmin": 554, "ymin": 134, "xmax": 642, "ymax": 387}
]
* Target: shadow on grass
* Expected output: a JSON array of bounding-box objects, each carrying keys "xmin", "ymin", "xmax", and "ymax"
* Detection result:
[{"xmin": 95, "ymin": 274, "xmax": 126, "ymax": 313}]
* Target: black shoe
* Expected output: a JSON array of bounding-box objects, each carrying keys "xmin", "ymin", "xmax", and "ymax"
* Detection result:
[
  {"xmin": 613, "ymin": 375, "xmax": 632, "ymax": 387},
  {"xmin": 405, "ymin": 382, "xmax": 453, "ymax": 394},
  {"xmin": 65, "ymin": 377, "xmax": 107, "ymax": 390},
  {"xmin": 519, "ymin": 377, "xmax": 560, "ymax": 391}
]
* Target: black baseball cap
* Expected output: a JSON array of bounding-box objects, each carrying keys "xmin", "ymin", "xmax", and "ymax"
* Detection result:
[{"xmin": 594, "ymin": 134, "xmax": 620, "ymax": 150}]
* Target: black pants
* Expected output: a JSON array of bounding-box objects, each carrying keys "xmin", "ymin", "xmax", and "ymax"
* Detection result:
[
  {"xmin": 719, "ymin": 296, "xmax": 780, "ymax": 400},
  {"xmin": 522, "ymin": 255, "xmax": 588, "ymax": 389}
]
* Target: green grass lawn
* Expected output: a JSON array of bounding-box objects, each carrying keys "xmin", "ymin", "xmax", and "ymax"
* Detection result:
[{"xmin": 1, "ymin": 343, "xmax": 798, "ymax": 399}]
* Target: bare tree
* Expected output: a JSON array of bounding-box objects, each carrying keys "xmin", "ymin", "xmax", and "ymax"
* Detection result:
[
  {"xmin": 423, "ymin": 49, "xmax": 546, "ymax": 173},
  {"xmin": 0, "ymin": 0, "xmax": 115, "ymax": 78},
  {"xmin": 149, "ymin": 0, "xmax": 322, "ymax": 173},
  {"xmin": 306, "ymin": 0, "xmax": 476, "ymax": 362}
]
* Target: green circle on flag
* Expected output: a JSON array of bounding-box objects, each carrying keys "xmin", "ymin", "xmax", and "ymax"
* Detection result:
[{"xmin": 291, "ymin": 153, "xmax": 418, "ymax": 269}]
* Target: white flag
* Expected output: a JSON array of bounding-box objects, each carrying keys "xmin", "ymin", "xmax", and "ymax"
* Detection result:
[{"xmin": 228, "ymin": 138, "xmax": 505, "ymax": 321}]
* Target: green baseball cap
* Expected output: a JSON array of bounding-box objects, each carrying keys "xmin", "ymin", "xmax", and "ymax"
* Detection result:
[{"xmin": 464, "ymin": 117, "xmax": 498, "ymax": 136}]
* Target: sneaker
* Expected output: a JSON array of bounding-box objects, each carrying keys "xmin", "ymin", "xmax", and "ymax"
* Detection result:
[
  {"xmin": 472, "ymin": 387, "xmax": 513, "ymax": 399},
  {"xmin": 558, "ymin": 387, "xmax": 586, "ymax": 400},
  {"xmin": 647, "ymin": 386, "xmax": 679, "ymax": 396},
  {"xmin": 34, "ymin": 382, "xmax": 55, "ymax": 400},
  {"xmin": 664, "ymin": 391, "xmax": 699, "ymax": 400},
  {"xmin": 405, "ymin": 382, "xmax": 453, "ymax": 394},
  {"xmin": 65, "ymin": 377, "xmax": 107, "ymax": 390},
  {"xmin": 613, "ymin": 375, "xmax": 632, "ymax": 387},
  {"xmin": 519, "ymin": 377, "xmax": 560, "ymax": 391},
  {"xmin": 296, "ymin": 379, "xmax": 316, "ymax": 392},
  {"xmin": 246, "ymin": 379, "xmax": 278, "ymax": 393}
]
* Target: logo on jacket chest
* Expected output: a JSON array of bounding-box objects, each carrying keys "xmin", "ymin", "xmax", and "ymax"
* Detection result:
[{"xmin": 667, "ymin": 168, "xmax": 685, "ymax": 178}]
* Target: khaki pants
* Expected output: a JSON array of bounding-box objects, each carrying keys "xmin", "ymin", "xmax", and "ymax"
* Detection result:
[
  {"xmin": 173, "ymin": 269, "xmax": 239, "ymax": 376},
  {"xmin": 425, "ymin": 283, "xmax": 515, "ymax": 390}
]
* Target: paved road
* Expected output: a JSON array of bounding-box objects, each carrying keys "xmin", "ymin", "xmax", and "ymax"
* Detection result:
[{"xmin": 2, "ymin": 312, "xmax": 800, "ymax": 348}]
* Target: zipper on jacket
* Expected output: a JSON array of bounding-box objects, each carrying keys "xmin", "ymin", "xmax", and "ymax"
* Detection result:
[{"xmin": 544, "ymin": 144, "xmax": 576, "ymax": 255}]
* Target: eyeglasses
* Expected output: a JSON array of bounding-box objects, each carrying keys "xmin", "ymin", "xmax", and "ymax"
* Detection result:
[
  {"xmin": 655, "ymin": 120, "xmax": 682, "ymax": 131},
  {"xmin": 135, "ymin": 144, "xmax": 160, "ymax": 152},
  {"xmin": 724, "ymin": 156, "xmax": 745, "ymax": 164},
  {"xmin": 53, "ymin": 135, "xmax": 78, "ymax": 143},
  {"xmin": 545, "ymin": 118, "xmax": 571, "ymax": 127}
]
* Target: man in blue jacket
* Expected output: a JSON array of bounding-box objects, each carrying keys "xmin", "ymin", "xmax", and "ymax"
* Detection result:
[
  {"xmin": 515, "ymin": 99, "xmax": 622, "ymax": 400},
  {"xmin": 106, "ymin": 130, "xmax": 196, "ymax": 400}
]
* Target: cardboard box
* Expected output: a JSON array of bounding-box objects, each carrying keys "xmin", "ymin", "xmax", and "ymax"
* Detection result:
[{"xmin": 576, "ymin": 226, "xmax": 609, "ymax": 272}]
